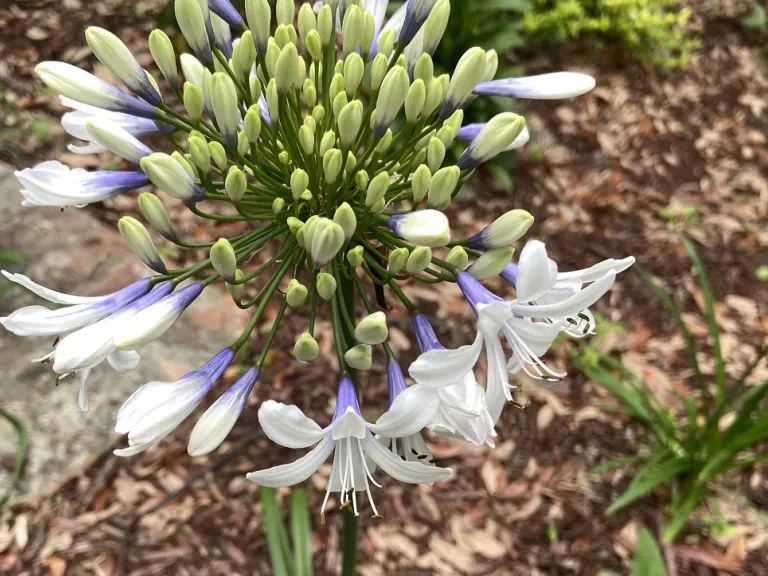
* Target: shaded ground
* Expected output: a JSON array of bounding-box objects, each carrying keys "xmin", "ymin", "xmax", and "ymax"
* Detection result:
[{"xmin": 1, "ymin": 0, "xmax": 767, "ymax": 575}]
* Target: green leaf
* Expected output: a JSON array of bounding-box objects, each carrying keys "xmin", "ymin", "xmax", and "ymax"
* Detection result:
[
  {"xmin": 260, "ymin": 487, "xmax": 292, "ymax": 576},
  {"xmin": 291, "ymin": 489, "xmax": 313, "ymax": 576},
  {"xmin": 607, "ymin": 457, "xmax": 690, "ymax": 515},
  {"xmin": 488, "ymin": 28, "xmax": 527, "ymax": 52},
  {"xmin": 479, "ymin": 0, "xmax": 532, "ymax": 12},
  {"xmin": 0, "ymin": 251, "xmax": 25, "ymax": 265},
  {"xmin": 0, "ymin": 409, "xmax": 28, "ymax": 509},
  {"xmin": 663, "ymin": 484, "xmax": 704, "ymax": 542},
  {"xmin": 632, "ymin": 527, "xmax": 666, "ymax": 576},
  {"xmin": 584, "ymin": 453, "xmax": 646, "ymax": 480},
  {"xmin": 486, "ymin": 163, "xmax": 514, "ymax": 192}
]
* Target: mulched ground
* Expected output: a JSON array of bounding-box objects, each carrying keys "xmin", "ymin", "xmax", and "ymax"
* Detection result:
[{"xmin": 1, "ymin": 0, "xmax": 767, "ymax": 574}]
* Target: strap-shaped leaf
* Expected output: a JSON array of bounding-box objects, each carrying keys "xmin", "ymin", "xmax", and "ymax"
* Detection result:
[
  {"xmin": 260, "ymin": 487, "xmax": 293, "ymax": 576},
  {"xmin": 662, "ymin": 483, "xmax": 704, "ymax": 542},
  {"xmin": 291, "ymin": 489, "xmax": 313, "ymax": 576},
  {"xmin": 632, "ymin": 527, "xmax": 666, "ymax": 576},
  {"xmin": 0, "ymin": 409, "xmax": 28, "ymax": 508},
  {"xmin": 607, "ymin": 456, "xmax": 690, "ymax": 515}
]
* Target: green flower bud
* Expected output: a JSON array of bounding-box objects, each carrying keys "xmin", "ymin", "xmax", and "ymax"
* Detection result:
[
  {"xmin": 287, "ymin": 217, "xmax": 304, "ymax": 234},
  {"xmin": 345, "ymin": 151, "xmax": 356, "ymax": 173},
  {"xmin": 427, "ymin": 137, "xmax": 446, "ymax": 172},
  {"xmin": 294, "ymin": 332, "xmax": 320, "ymax": 362},
  {"xmin": 296, "ymin": 228, "xmax": 306, "ymax": 248},
  {"xmin": 275, "ymin": 43, "xmax": 299, "ymax": 95},
  {"xmin": 245, "ymin": 0, "xmax": 271, "ymax": 54},
  {"xmin": 395, "ymin": 54, "xmax": 407, "ymax": 68},
  {"xmin": 209, "ymin": 141, "xmax": 227, "ymax": 171},
  {"xmin": 286, "ymin": 279, "xmax": 309, "ymax": 308},
  {"xmin": 183, "ymin": 82, "xmax": 204, "ymax": 120},
  {"xmin": 471, "ymin": 209, "xmax": 534, "ymax": 248},
  {"xmin": 344, "ymin": 53, "xmax": 365, "ymax": 97},
  {"xmin": 234, "ymin": 31, "xmax": 257, "ymax": 79},
  {"xmin": 291, "ymin": 169, "xmax": 309, "ymax": 201},
  {"xmin": 445, "ymin": 245, "xmax": 469, "ymax": 270},
  {"xmin": 347, "ymin": 245, "xmax": 364, "ymax": 267},
  {"xmin": 318, "ymin": 5, "xmax": 333, "ymax": 45},
  {"xmin": 342, "ymin": 5, "xmax": 363, "ymax": 56},
  {"xmin": 405, "ymin": 79, "xmax": 427, "ymax": 122},
  {"xmin": 377, "ymin": 28, "xmax": 395, "ymax": 56},
  {"xmin": 371, "ymin": 197, "xmax": 386, "ymax": 213},
  {"xmin": 249, "ymin": 76, "xmax": 263, "ymax": 102},
  {"xmin": 370, "ymin": 53, "xmax": 388, "ymax": 91},
  {"xmin": 279, "ymin": 150, "xmax": 291, "ymax": 164},
  {"xmin": 365, "ymin": 170, "xmax": 390, "ymax": 207},
  {"xmin": 354, "ymin": 171, "xmax": 368, "ymax": 193},
  {"xmin": 226, "ymin": 269, "xmax": 245, "ymax": 304},
  {"xmin": 423, "ymin": 0, "xmax": 451, "ymax": 54},
  {"xmin": 118, "ymin": 216, "xmax": 166, "ymax": 273},
  {"xmin": 423, "ymin": 78, "xmax": 444, "ymax": 116},
  {"xmin": 171, "ymin": 150, "xmax": 195, "ymax": 178},
  {"xmin": 483, "ymin": 49, "xmax": 499, "ymax": 81},
  {"xmin": 387, "ymin": 247, "xmax": 409, "ymax": 275},
  {"xmin": 338, "ymin": 100, "xmax": 363, "ymax": 149},
  {"xmin": 237, "ymin": 131, "xmax": 250, "ymax": 155},
  {"xmin": 332, "ymin": 91, "xmax": 348, "ymax": 120},
  {"xmin": 298, "ymin": 3, "xmax": 317, "ymax": 40},
  {"xmin": 427, "ymin": 166, "xmax": 460, "ymax": 208},
  {"xmin": 361, "ymin": 10, "xmax": 375, "ymax": 54},
  {"xmin": 266, "ymin": 78, "xmax": 279, "ymax": 121},
  {"xmin": 272, "ymin": 197, "xmax": 286, "ymax": 214},
  {"xmin": 414, "ymin": 54, "xmax": 434, "ymax": 86},
  {"xmin": 333, "ymin": 202, "xmax": 357, "ymax": 239},
  {"xmin": 468, "ymin": 247, "xmax": 515, "ymax": 281},
  {"xmin": 174, "ymin": 0, "xmax": 210, "ymax": 66},
  {"xmin": 242, "ymin": 107, "xmax": 262, "ymax": 143},
  {"xmin": 201, "ymin": 68, "xmax": 215, "ymax": 112},
  {"xmin": 416, "ymin": 129, "xmax": 436, "ymax": 151},
  {"xmin": 305, "ymin": 29, "xmax": 323, "ymax": 62},
  {"xmin": 354, "ymin": 311, "xmax": 388, "ymax": 345},
  {"xmin": 323, "ymin": 149, "xmax": 343, "ymax": 184},
  {"xmin": 458, "ymin": 113, "xmax": 526, "ymax": 170},
  {"xmin": 312, "ymin": 104, "xmax": 326, "ymax": 123},
  {"xmin": 138, "ymin": 193, "xmax": 176, "ymax": 241},
  {"xmin": 345, "ymin": 344, "xmax": 372, "ymax": 370},
  {"xmin": 294, "ymin": 53, "xmax": 307, "ymax": 89},
  {"xmin": 436, "ymin": 125, "xmax": 455, "ymax": 147},
  {"xmin": 320, "ymin": 130, "xmax": 336, "ymax": 156},
  {"xmin": 149, "ymin": 29, "xmax": 178, "ymax": 87},
  {"xmin": 316, "ymin": 272, "xmax": 337, "ymax": 301},
  {"xmin": 406, "ymin": 246, "xmax": 432, "ymax": 274},
  {"xmin": 444, "ymin": 109, "xmax": 464, "ymax": 134},
  {"xmin": 210, "ymin": 238, "xmax": 237, "ymax": 282},
  {"xmin": 298, "ymin": 125, "xmax": 315, "ymax": 154},
  {"xmin": 311, "ymin": 219, "xmax": 345, "ymax": 268},
  {"xmin": 211, "ymin": 72, "xmax": 239, "ymax": 148},
  {"xmin": 189, "ymin": 136, "xmax": 212, "ymax": 173},
  {"xmin": 265, "ymin": 39, "xmax": 280, "ymax": 76},
  {"xmin": 411, "ymin": 164, "xmax": 431, "ymax": 203},
  {"xmin": 374, "ymin": 66, "xmax": 409, "ymax": 138},
  {"xmin": 329, "ymin": 73, "xmax": 346, "ymax": 103},
  {"xmin": 303, "ymin": 79, "xmax": 317, "ymax": 107},
  {"xmin": 276, "ymin": 0, "xmax": 295, "ymax": 26},
  {"xmin": 225, "ymin": 166, "xmax": 247, "ymax": 202},
  {"xmin": 374, "ymin": 129, "xmax": 393, "ymax": 154},
  {"xmin": 442, "ymin": 47, "xmax": 486, "ymax": 117},
  {"xmin": 414, "ymin": 148, "xmax": 427, "ymax": 167}
]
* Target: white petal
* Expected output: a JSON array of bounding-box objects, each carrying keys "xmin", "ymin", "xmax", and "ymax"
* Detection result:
[
  {"xmin": 331, "ymin": 409, "xmax": 368, "ymax": 440},
  {"xmin": 476, "ymin": 302, "xmax": 514, "ymax": 336},
  {"xmin": 408, "ymin": 333, "xmax": 483, "ymax": 388},
  {"xmin": 515, "ymin": 241, "xmax": 558, "ymax": 302},
  {"xmin": 557, "ymin": 256, "xmax": 636, "ymax": 283},
  {"xmin": 113, "ymin": 441, "xmax": 155, "ymax": 457},
  {"xmin": 362, "ymin": 433, "xmax": 451, "ymax": 484},
  {"xmin": 484, "ymin": 335, "xmax": 509, "ymax": 424},
  {"xmin": 381, "ymin": 2, "xmax": 407, "ymax": 35},
  {"xmin": 78, "ymin": 368, "xmax": 91, "ymax": 412},
  {"xmin": 246, "ymin": 435, "xmax": 335, "ymax": 487},
  {"xmin": 188, "ymin": 381, "xmax": 252, "ymax": 457},
  {"xmin": 509, "ymin": 271, "xmax": 616, "ymax": 319},
  {"xmin": 108, "ymin": 349, "xmax": 141, "ymax": 372},
  {"xmin": 368, "ymin": 386, "xmax": 439, "ymax": 437},
  {"xmin": 258, "ymin": 400, "xmax": 326, "ymax": 448},
  {"xmin": 1, "ymin": 271, "xmax": 104, "ymax": 305}
]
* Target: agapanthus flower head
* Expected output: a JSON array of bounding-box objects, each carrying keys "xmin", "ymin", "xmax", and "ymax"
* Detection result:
[{"xmin": 3, "ymin": 0, "xmax": 625, "ymax": 520}]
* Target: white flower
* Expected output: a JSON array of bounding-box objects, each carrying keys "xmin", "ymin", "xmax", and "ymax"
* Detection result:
[
  {"xmin": 388, "ymin": 210, "xmax": 451, "ymax": 248},
  {"xmin": 246, "ymin": 377, "xmax": 449, "ymax": 517}
]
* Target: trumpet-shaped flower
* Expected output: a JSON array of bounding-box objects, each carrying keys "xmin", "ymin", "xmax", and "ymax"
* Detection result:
[
  {"xmin": 14, "ymin": 161, "xmax": 150, "ymax": 208},
  {"xmin": 114, "ymin": 348, "xmax": 235, "ymax": 456},
  {"xmin": 247, "ymin": 376, "xmax": 449, "ymax": 517},
  {"xmin": 388, "ymin": 210, "xmax": 450, "ymax": 248}
]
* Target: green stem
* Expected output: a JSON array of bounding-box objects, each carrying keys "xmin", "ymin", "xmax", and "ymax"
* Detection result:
[{"xmin": 341, "ymin": 512, "xmax": 359, "ymax": 576}]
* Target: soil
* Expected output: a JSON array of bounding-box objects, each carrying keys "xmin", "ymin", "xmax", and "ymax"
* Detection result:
[{"xmin": 0, "ymin": 0, "xmax": 767, "ymax": 574}]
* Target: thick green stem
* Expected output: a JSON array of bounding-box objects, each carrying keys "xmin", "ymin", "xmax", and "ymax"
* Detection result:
[{"xmin": 341, "ymin": 512, "xmax": 359, "ymax": 576}]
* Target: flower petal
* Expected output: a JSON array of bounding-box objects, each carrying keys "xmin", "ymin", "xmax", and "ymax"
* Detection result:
[
  {"xmin": 484, "ymin": 333, "xmax": 510, "ymax": 424},
  {"xmin": 362, "ymin": 433, "xmax": 451, "ymax": 484},
  {"xmin": 258, "ymin": 400, "xmax": 326, "ymax": 448},
  {"xmin": 0, "ymin": 271, "xmax": 103, "ymax": 305},
  {"xmin": 557, "ymin": 256, "xmax": 635, "ymax": 283},
  {"xmin": 108, "ymin": 349, "xmax": 141, "ymax": 372},
  {"xmin": 246, "ymin": 435, "xmax": 335, "ymax": 487},
  {"xmin": 78, "ymin": 368, "xmax": 91, "ymax": 412},
  {"xmin": 515, "ymin": 240, "xmax": 558, "ymax": 302},
  {"xmin": 368, "ymin": 385, "xmax": 439, "ymax": 437},
  {"xmin": 509, "ymin": 271, "xmax": 616, "ymax": 319},
  {"xmin": 408, "ymin": 333, "xmax": 482, "ymax": 388}
]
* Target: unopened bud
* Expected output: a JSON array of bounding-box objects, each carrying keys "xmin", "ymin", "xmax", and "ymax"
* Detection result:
[
  {"xmin": 333, "ymin": 202, "xmax": 357, "ymax": 239},
  {"xmin": 225, "ymin": 166, "xmax": 247, "ymax": 202},
  {"xmin": 445, "ymin": 246, "xmax": 469, "ymax": 270},
  {"xmin": 436, "ymin": 125, "xmax": 455, "ymax": 147},
  {"xmin": 298, "ymin": 4, "xmax": 317, "ymax": 40},
  {"xmin": 211, "ymin": 72, "xmax": 239, "ymax": 148},
  {"xmin": 276, "ymin": 0, "xmax": 295, "ymax": 25},
  {"xmin": 189, "ymin": 136, "xmax": 212, "ymax": 173},
  {"xmin": 411, "ymin": 164, "xmax": 431, "ymax": 203},
  {"xmin": 172, "ymin": 151, "xmax": 195, "ymax": 178},
  {"xmin": 457, "ymin": 113, "xmax": 526, "ymax": 170},
  {"xmin": 441, "ymin": 47, "xmax": 486, "ymax": 118},
  {"xmin": 414, "ymin": 54, "xmax": 434, "ymax": 85},
  {"xmin": 140, "ymin": 152, "xmax": 203, "ymax": 205},
  {"xmin": 320, "ymin": 130, "xmax": 336, "ymax": 156},
  {"xmin": 323, "ymin": 149, "xmax": 343, "ymax": 184},
  {"xmin": 286, "ymin": 279, "xmax": 309, "ymax": 308},
  {"xmin": 422, "ymin": 0, "xmax": 451, "ymax": 54},
  {"xmin": 483, "ymin": 50, "xmax": 499, "ymax": 81},
  {"xmin": 245, "ymin": 0, "xmax": 271, "ymax": 53},
  {"xmin": 298, "ymin": 125, "xmax": 315, "ymax": 153},
  {"xmin": 208, "ymin": 141, "xmax": 227, "ymax": 170},
  {"xmin": 272, "ymin": 197, "xmax": 286, "ymax": 214},
  {"xmin": 345, "ymin": 344, "xmax": 372, "ymax": 370},
  {"xmin": 176, "ymin": 0, "xmax": 213, "ymax": 65},
  {"xmin": 444, "ymin": 109, "xmax": 464, "ymax": 134},
  {"xmin": 311, "ymin": 219, "xmax": 346, "ymax": 267},
  {"xmin": 344, "ymin": 53, "xmax": 364, "ymax": 97},
  {"xmin": 249, "ymin": 76, "xmax": 263, "ymax": 102},
  {"xmin": 377, "ymin": 28, "xmax": 395, "ymax": 56},
  {"xmin": 291, "ymin": 169, "xmax": 309, "ymax": 201},
  {"xmin": 183, "ymin": 82, "xmax": 204, "ymax": 120},
  {"xmin": 316, "ymin": 272, "xmax": 337, "ymax": 301},
  {"xmin": 318, "ymin": 5, "xmax": 333, "ymax": 45},
  {"xmin": 365, "ymin": 170, "xmax": 390, "ymax": 207},
  {"xmin": 338, "ymin": 100, "xmax": 363, "ymax": 149},
  {"xmin": 374, "ymin": 66, "xmax": 409, "ymax": 138},
  {"xmin": 279, "ymin": 150, "xmax": 290, "ymax": 164},
  {"xmin": 427, "ymin": 166, "xmax": 460, "ymax": 208},
  {"xmin": 237, "ymin": 131, "xmax": 250, "ymax": 155},
  {"xmin": 275, "ymin": 43, "xmax": 299, "ymax": 95},
  {"xmin": 149, "ymin": 29, "xmax": 178, "ymax": 88},
  {"xmin": 427, "ymin": 137, "xmax": 446, "ymax": 172},
  {"xmin": 388, "ymin": 209, "xmax": 451, "ymax": 247},
  {"xmin": 423, "ymin": 79, "xmax": 444, "ymax": 116},
  {"xmin": 119, "ymin": 216, "xmax": 166, "ymax": 273},
  {"xmin": 354, "ymin": 170, "xmax": 369, "ymax": 192},
  {"xmin": 266, "ymin": 79, "xmax": 279, "ymax": 121},
  {"xmin": 347, "ymin": 245, "xmax": 364, "ymax": 267},
  {"xmin": 294, "ymin": 332, "xmax": 320, "ymax": 362},
  {"xmin": 342, "ymin": 5, "xmax": 363, "ymax": 56},
  {"xmin": 287, "ymin": 217, "xmax": 304, "ymax": 235},
  {"xmin": 375, "ymin": 129, "xmax": 393, "ymax": 154},
  {"xmin": 227, "ymin": 269, "xmax": 245, "ymax": 304},
  {"xmin": 354, "ymin": 311, "xmax": 388, "ymax": 345},
  {"xmin": 233, "ymin": 31, "xmax": 257, "ymax": 78},
  {"xmin": 468, "ymin": 209, "xmax": 534, "ymax": 249},
  {"xmin": 468, "ymin": 247, "xmax": 515, "ymax": 281},
  {"xmin": 406, "ymin": 246, "xmax": 432, "ymax": 274},
  {"xmin": 388, "ymin": 247, "xmax": 409, "ymax": 275},
  {"xmin": 405, "ymin": 79, "xmax": 427, "ymax": 122},
  {"xmin": 370, "ymin": 53, "xmax": 388, "ymax": 91},
  {"xmin": 138, "ymin": 193, "xmax": 176, "ymax": 241},
  {"xmin": 210, "ymin": 238, "xmax": 237, "ymax": 282}
]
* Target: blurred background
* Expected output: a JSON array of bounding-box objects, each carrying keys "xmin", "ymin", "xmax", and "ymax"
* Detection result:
[{"xmin": 0, "ymin": 0, "xmax": 766, "ymax": 574}]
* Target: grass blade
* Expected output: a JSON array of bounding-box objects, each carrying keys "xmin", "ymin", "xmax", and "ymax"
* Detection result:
[
  {"xmin": 663, "ymin": 483, "xmax": 704, "ymax": 542},
  {"xmin": 291, "ymin": 489, "xmax": 313, "ymax": 576},
  {"xmin": 607, "ymin": 456, "xmax": 690, "ymax": 515},
  {"xmin": 632, "ymin": 526, "xmax": 666, "ymax": 576},
  {"xmin": 260, "ymin": 487, "xmax": 292, "ymax": 576},
  {"xmin": 0, "ymin": 409, "xmax": 28, "ymax": 508}
]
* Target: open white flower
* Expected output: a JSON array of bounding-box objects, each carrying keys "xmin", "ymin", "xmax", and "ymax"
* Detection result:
[{"xmin": 247, "ymin": 376, "xmax": 450, "ymax": 517}]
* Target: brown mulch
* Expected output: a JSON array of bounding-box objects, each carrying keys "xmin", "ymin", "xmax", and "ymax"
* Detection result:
[{"xmin": 1, "ymin": 0, "xmax": 768, "ymax": 574}]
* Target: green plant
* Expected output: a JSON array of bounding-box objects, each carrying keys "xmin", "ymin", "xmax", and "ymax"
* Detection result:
[
  {"xmin": 742, "ymin": 3, "xmax": 768, "ymax": 54},
  {"xmin": 522, "ymin": 0, "xmax": 698, "ymax": 69},
  {"xmin": 573, "ymin": 237, "xmax": 768, "ymax": 542},
  {"xmin": 597, "ymin": 526, "xmax": 667, "ymax": 576},
  {"xmin": 260, "ymin": 487, "xmax": 314, "ymax": 576},
  {"xmin": 0, "ymin": 409, "xmax": 28, "ymax": 508},
  {"xmin": 0, "ymin": 251, "xmax": 26, "ymax": 299}
]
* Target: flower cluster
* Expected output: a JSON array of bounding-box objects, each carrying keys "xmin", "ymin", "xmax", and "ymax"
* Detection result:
[{"xmin": 2, "ymin": 0, "xmax": 633, "ymax": 516}]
